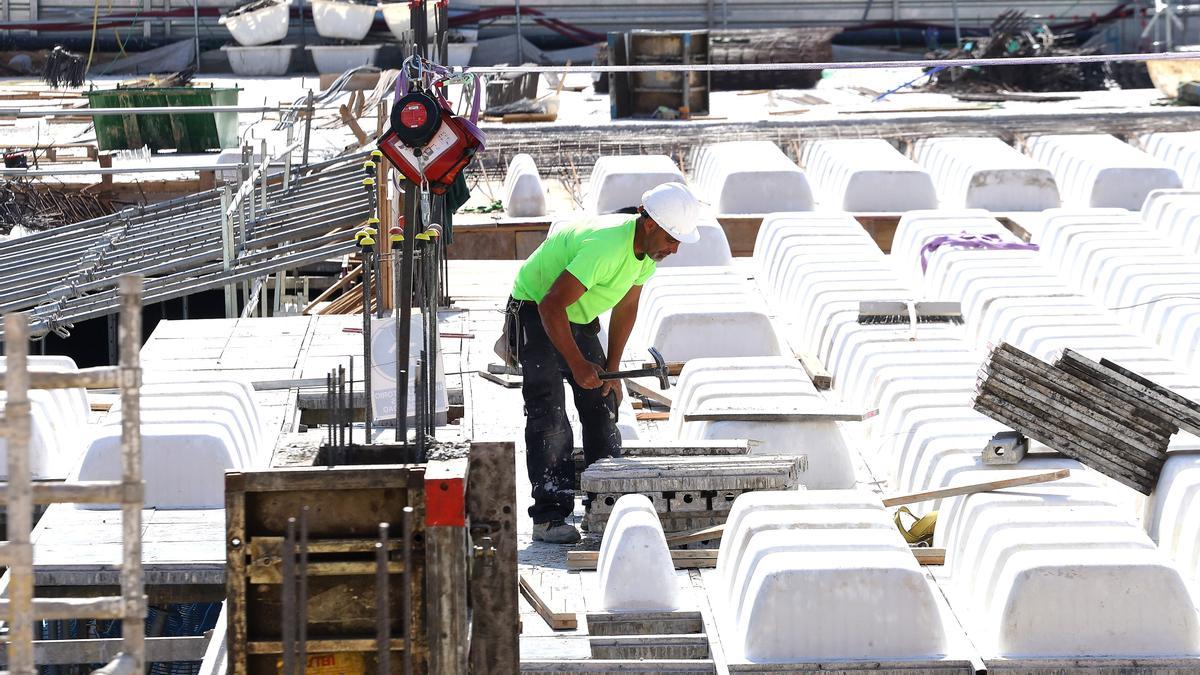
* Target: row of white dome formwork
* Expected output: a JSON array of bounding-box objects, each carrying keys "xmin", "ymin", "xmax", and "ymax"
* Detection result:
[
  {"xmin": 499, "ymin": 131, "xmax": 1200, "ymax": 220},
  {"xmin": 583, "ymin": 193, "xmax": 1200, "ymax": 670}
]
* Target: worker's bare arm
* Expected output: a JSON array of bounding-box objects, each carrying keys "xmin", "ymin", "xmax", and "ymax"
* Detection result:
[{"xmin": 538, "ymin": 271, "xmax": 602, "ymax": 389}]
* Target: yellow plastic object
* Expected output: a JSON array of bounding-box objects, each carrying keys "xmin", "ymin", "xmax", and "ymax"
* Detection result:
[
  {"xmin": 362, "ymin": 177, "xmax": 376, "ymax": 188},
  {"xmin": 360, "ymin": 226, "xmax": 378, "ymax": 236},
  {"xmin": 363, "ymin": 160, "xmax": 376, "ymax": 170},
  {"xmin": 894, "ymin": 506, "xmax": 937, "ymax": 546},
  {"xmin": 366, "ymin": 217, "xmax": 380, "ymax": 226},
  {"xmin": 415, "ymin": 232, "xmax": 431, "ymax": 241},
  {"xmin": 370, "ymin": 149, "xmax": 383, "ymax": 159},
  {"xmin": 388, "ymin": 227, "xmax": 404, "ymax": 243},
  {"xmin": 359, "ymin": 235, "xmax": 376, "ymax": 246}
]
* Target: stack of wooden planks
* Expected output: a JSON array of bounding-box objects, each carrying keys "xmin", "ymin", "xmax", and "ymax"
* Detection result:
[{"xmin": 974, "ymin": 343, "xmax": 1198, "ymax": 494}]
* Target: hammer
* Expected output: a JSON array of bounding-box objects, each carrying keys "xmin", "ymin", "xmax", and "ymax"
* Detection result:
[{"xmin": 598, "ymin": 347, "xmax": 671, "ymax": 390}]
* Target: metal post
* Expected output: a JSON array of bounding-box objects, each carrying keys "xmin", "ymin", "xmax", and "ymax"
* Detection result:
[
  {"xmin": 282, "ymin": 517, "xmax": 297, "ymax": 675},
  {"xmin": 221, "ymin": 186, "xmax": 236, "ymax": 318},
  {"xmin": 301, "ymin": 90, "xmax": 314, "ymax": 176},
  {"xmin": 118, "ymin": 275, "xmax": 145, "ymax": 673},
  {"xmin": 244, "ymin": 144, "xmax": 256, "ymax": 226},
  {"xmin": 362, "ymin": 248, "xmax": 374, "ymax": 443},
  {"xmin": 193, "ymin": 0, "xmax": 201, "ymax": 72},
  {"xmin": 401, "ymin": 506, "xmax": 413, "ymax": 675},
  {"xmin": 284, "ymin": 125, "xmax": 294, "ymax": 192},
  {"xmin": 298, "ymin": 506, "xmax": 309, "ymax": 675},
  {"xmin": 514, "ymin": 0, "xmax": 523, "ymax": 62},
  {"xmin": 398, "ymin": 183, "xmax": 417, "ymax": 450},
  {"xmin": 4, "ymin": 313, "xmax": 35, "ymax": 675},
  {"xmin": 260, "ymin": 138, "xmax": 269, "ymax": 213},
  {"xmin": 393, "ymin": 230, "xmax": 403, "ymax": 444},
  {"xmin": 951, "ymin": 0, "xmax": 962, "ymax": 47},
  {"xmin": 376, "ymin": 522, "xmax": 391, "ymax": 674}
]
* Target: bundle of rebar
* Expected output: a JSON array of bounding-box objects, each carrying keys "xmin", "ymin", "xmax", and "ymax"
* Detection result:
[
  {"xmin": 1, "ymin": 180, "xmax": 117, "ymax": 234},
  {"xmin": 41, "ymin": 46, "xmax": 86, "ymax": 89},
  {"xmin": 926, "ymin": 10, "xmax": 1107, "ymax": 93},
  {"xmin": 973, "ymin": 343, "xmax": 1188, "ymax": 494}
]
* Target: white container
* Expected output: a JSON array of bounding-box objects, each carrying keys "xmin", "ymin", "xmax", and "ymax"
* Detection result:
[
  {"xmin": 310, "ymin": 0, "xmax": 377, "ymax": 41},
  {"xmin": 447, "ymin": 41, "xmax": 476, "ymax": 67},
  {"xmin": 221, "ymin": 44, "xmax": 295, "ymax": 76},
  {"xmin": 218, "ymin": 0, "xmax": 290, "ymax": 47},
  {"xmin": 379, "ymin": 2, "xmax": 410, "ymax": 39},
  {"xmin": 306, "ymin": 44, "xmax": 382, "ymax": 74}
]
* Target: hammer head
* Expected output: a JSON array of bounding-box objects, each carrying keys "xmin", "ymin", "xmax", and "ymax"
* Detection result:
[{"xmin": 647, "ymin": 347, "xmax": 670, "ymax": 390}]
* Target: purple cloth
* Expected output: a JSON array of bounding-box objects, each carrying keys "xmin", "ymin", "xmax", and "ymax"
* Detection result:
[{"xmin": 919, "ymin": 231, "xmax": 1040, "ymax": 273}]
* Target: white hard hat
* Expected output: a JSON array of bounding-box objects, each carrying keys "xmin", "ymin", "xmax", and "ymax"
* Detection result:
[{"xmin": 641, "ymin": 182, "xmax": 701, "ymax": 244}]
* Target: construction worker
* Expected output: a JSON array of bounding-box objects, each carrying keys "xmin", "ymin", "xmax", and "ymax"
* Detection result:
[{"xmin": 504, "ymin": 182, "xmax": 702, "ymax": 544}]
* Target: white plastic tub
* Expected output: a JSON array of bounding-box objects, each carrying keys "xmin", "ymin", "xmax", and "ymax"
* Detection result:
[
  {"xmin": 379, "ymin": 2, "xmax": 410, "ymax": 39},
  {"xmin": 306, "ymin": 44, "xmax": 382, "ymax": 74},
  {"xmin": 448, "ymin": 42, "xmax": 476, "ymax": 67},
  {"xmin": 218, "ymin": 0, "xmax": 290, "ymax": 47},
  {"xmin": 221, "ymin": 44, "xmax": 295, "ymax": 76},
  {"xmin": 310, "ymin": 0, "xmax": 377, "ymax": 41}
]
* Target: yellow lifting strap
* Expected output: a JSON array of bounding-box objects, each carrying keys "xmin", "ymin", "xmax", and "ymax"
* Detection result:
[{"xmin": 894, "ymin": 506, "xmax": 937, "ymax": 546}]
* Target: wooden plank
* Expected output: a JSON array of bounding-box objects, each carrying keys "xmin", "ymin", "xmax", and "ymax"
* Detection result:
[
  {"xmin": 681, "ymin": 407, "xmax": 867, "ymax": 423},
  {"xmin": 626, "ymin": 378, "xmax": 673, "ymax": 408},
  {"xmin": 519, "ymin": 574, "xmax": 578, "ymax": 630},
  {"xmin": 0, "ymin": 635, "xmax": 209, "ymax": 665},
  {"xmin": 566, "ymin": 549, "xmax": 718, "ymax": 571},
  {"xmin": 881, "ymin": 469, "xmax": 1071, "ymax": 507},
  {"xmin": 576, "ymin": 440, "xmax": 750, "ymax": 458},
  {"xmin": 665, "ymin": 525, "xmax": 725, "ymax": 547},
  {"xmin": 636, "ymin": 411, "xmax": 671, "ymax": 421},
  {"xmin": 793, "ymin": 350, "xmax": 833, "ymax": 390},
  {"xmin": 640, "ymin": 361, "xmax": 685, "ymax": 376},
  {"xmin": 521, "ymin": 659, "xmax": 715, "ymax": 673},
  {"xmin": 467, "ymin": 442, "xmax": 519, "ymax": 675}
]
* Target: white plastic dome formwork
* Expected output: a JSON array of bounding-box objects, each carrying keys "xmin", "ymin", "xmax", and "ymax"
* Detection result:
[
  {"xmin": 1139, "ymin": 132, "xmax": 1200, "ymax": 189},
  {"xmin": 584, "ymin": 156, "xmax": 685, "ymax": 215},
  {"xmin": 751, "ymin": 213, "xmax": 878, "ymax": 304},
  {"xmin": 716, "ymin": 489, "xmax": 950, "ymax": 664},
  {"xmin": 1146, "ymin": 454, "xmax": 1200, "ymax": 585},
  {"xmin": 0, "ymin": 356, "xmax": 91, "ymax": 480},
  {"xmin": 634, "ymin": 268, "xmax": 782, "ymax": 363},
  {"xmin": 800, "ymin": 139, "xmax": 937, "ymax": 212},
  {"xmin": 309, "ymin": 0, "xmax": 376, "ymax": 40},
  {"xmin": 218, "ymin": 0, "xmax": 290, "ymax": 47},
  {"xmin": 911, "ymin": 136, "xmax": 1060, "ymax": 211},
  {"xmin": 1140, "ymin": 189, "xmax": 1200, "ymax": 256},
  {"xmin": 503, "ymin": 154, "xmax": 547, "ymax": 218},
  {"xmin": 1024, "ymin": 134, "xmax": 1182, "ymax": 210},
  {"xmin": 937, "ymin": 471, "xmax": 1200, "ymax": 659},
  {"xmin": 657, "ymin": 219, "xmax": 733, "ymax": 268},
  {"xmin": 889, "ymin": 209, "xmax": 1024, "ymax": 293},
  {"xmin": 596, "ymin": 494, "xmax": 681, "ymax": 611},
  {"xmin": 1032, "ymin": 208, "xmax": 1200, "ymax": 371},
  {"xmin": 74, "ymin": 379, "xmax": 268, "ymax": 509},
  {"xmin": 669, "ymin": 357, "xmax": 856, "ymax": 489},
  {"xmin": 688, "ymin": 141, "xmax": 814, "ymax": 214}
]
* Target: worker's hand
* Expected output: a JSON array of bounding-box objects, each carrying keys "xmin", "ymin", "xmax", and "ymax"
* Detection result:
[
  {"xmin": 600, "ymin": 378, "xmax": 623, "ymax": 408},
  {"xmin": 571, "ymin": 361, "xmax": 603, "ymax": 390}
]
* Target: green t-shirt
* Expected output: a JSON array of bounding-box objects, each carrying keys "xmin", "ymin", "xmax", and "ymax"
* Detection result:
[{"xmin": 511, "ymin": 216, "xmax": 656, "ymax": 324}]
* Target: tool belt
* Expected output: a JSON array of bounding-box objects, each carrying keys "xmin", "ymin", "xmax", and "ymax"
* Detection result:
[{"xmin": 493, "ymin": 297, "xmax": 601, "ymax": 368}]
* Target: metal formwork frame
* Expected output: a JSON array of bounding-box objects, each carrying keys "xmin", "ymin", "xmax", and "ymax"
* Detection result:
[{"xmin": 0, "ymin": 275, "xmax": 145, "ymax": 674}]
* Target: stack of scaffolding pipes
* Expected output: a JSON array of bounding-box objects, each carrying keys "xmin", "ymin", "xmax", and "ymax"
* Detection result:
[{"xmin": 0, "ymin": 152, "xmax": 369, "ymax": 340}]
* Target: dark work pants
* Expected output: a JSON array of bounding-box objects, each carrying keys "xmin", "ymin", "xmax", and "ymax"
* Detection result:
[{"xmin": 511, "ymin": 299, "xmax": 622, "ymax": 524}]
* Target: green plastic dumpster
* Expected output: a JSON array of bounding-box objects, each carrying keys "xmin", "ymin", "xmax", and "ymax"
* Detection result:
[{"xmin": 85, "ymin": 86, "xmax": 241, "ymax": 153}]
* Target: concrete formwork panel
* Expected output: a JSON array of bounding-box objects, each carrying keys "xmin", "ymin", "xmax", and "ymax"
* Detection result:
[
  {"xmin": 585, "ymin": 155, "xmax": 686, "ymax": 214},
  {"xmin": 689, "ymin": 141, "xmax": 814, "ymax": 214},
  {"xmin": 801, "ymin": 139, "xmax": 937, "ymax": 212},
  {"xmin": 889, "ymin": 209, "xmax": 1017, "ymax": 290},
  {"xmin": 1024, "ymin": 134, "xmax": 1182, "ymax": 210},
  {"xmin": 0, "ymin": 356, "xmax": 92, "ymax": 480},
  {"xmin": 504, "ymin": 153, "xmax": 548, "ymax": 218},
  {"xmin": 912, "ymin": 137, "xmax": 1061, "ymax": 211},
  {"xmin": 1146, "ymin": 454, "xmax": 1200, "ymax": 585}
]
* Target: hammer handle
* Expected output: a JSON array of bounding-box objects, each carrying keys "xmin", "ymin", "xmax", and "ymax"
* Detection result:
[{"xmin": 599, "ymin": 368, "xmax": 658, "ymax": 380}]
